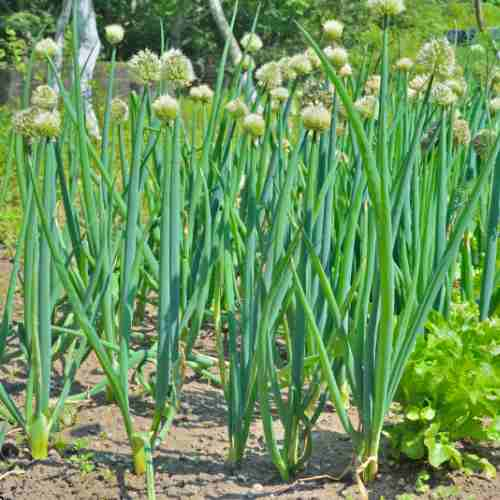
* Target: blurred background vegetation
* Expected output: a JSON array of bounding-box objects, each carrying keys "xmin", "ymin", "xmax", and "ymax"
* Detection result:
[{"xmin": 1, "ymin": 0, "xmax": 500, "ymax": 72}]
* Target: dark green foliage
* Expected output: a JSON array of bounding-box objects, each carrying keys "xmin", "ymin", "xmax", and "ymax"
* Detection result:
[{"xmin": 2, "ymin": 1, "xmax": 500, "ymax": 68}]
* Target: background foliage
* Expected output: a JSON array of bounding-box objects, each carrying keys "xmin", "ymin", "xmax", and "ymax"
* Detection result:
[{"xmin": 1, "ymin": 0, "xmax": 500, "ymax": 69}]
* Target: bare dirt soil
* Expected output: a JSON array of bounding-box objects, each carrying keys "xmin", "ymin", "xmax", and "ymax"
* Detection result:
[{"xmin": 1, "ymin": 252, "xmax": 499, "ymax": 500}]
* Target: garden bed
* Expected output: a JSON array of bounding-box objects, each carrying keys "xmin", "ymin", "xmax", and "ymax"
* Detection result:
[{"xmin": 1, "ymin": 252, "xmax": 499, "ymax": 500}]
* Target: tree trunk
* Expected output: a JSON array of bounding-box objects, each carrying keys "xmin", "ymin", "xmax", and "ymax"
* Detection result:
[
  {"xmin": 52, "ymin": 0, "xmax": 101, "ymax": 139},
  {"xmin": 53, "ymin": 0, "xmax": 72, "ymax": 81},
  {"xmin": 207, "ymin": 0, "xmax": 242, "ymax": 65},
  {"xmin": 77, "ymin": 0, "xmax": 102, "ymax": 140}
]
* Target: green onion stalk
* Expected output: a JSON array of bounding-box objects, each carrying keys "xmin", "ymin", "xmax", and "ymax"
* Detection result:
[
  {"xmin": 298, "ymin": 13, "xmax": 500, "ymax": 485},
  {"xmin": 479, "ymin": 143, "xmax": 500, "ymax": 319}
]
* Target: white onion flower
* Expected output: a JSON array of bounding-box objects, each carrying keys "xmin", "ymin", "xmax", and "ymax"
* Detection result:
[
  {"xmin": 226, "ymin": 97, "xmax": 249, "ymax": 119},
  {"xmin": 270, "ymin": 87, "xmax": 290, "ymax": 103},
  {"xmin": 323, "ymin": 20, "xmax": 344, "ymax": 41},
  {"xmin": 445, "ymin": 77, "xmax": 467, "ymax": 98},
  {"xmin": 128, "ymin": 49, "xmax": 161, "ymax": 85},
  {"xmin": 12, "ymin": 107, "xmax": 39, "ymax": 138},
  {"xmin": 152, "ymin": 94, "xmax": 179, "ymax": 123},
  {"xmin": 489, "ymin": 97, "xmax": 500, "ymax": 114},
  {"xmin": 110, "ymin": 98, "xmax": 129, "ymax": 124},
  {"xmin": 32, "ymin": 85, "xmax": 58, "ymax": 110},
  {"xmin": 324, "ymin": 46, "xmax": 349, "ymax": 68},
  {"xmin": 240, "ymin": 33, "xmax": 263, "ymax": 53},
  {"xmin": 242, "ymin": 113, "xmax": 265, "ymax": 137},
  {"xmin": 34, "ymin": 38, "xmax": 58, "ymax": 59},
  {"xmin": 452, "ymin": 118, "xmax": 471, "ymax": 146},
  {"xmin": 416, "ymin": 38, "xmax": 456, "ymax": 80},
  {"xmin": 301, "ymin": 104, "xmax": 331, "ymax": 132},
  {"xmin": 289, "ymin": 53, "xmax": 313, "ymax": 77},
  {"xmin": 279, "ymin": 57, "xmax": 298, "ymax": 82},
  {"xmin": 407, "ymin": 88, "xmax": 420, "ymax": 102},
  {"xmin": 161, "ymin": 49, "xmax": 196, "ymax": 89},
  {"xmin": 469, "ymin": 44, "xmax": 485, "ymax": 54},
  {"xmin": 367, "ymin": 0, "xmax": 405, "ymax": 17},
  {"xmin": 409, "ymin": 73, "xmax": 431, "ymax": 93},
  {"xmin": 190, "ymin": 84, "xmax": 214, "ymax": 104},
  {"xmin": 473, "ymin": 129, "xmax": 497, "ymax": 158},
  {"xmin": 33, "ymin": 109, "xmax": 62, "ymax": 138},
  {"xmin": 305, "ymin": 48, "xmax": 321, "ymax": 70},
  {"xmin": 354, "ymin": 95, "xmax": 379, "ymax": 120},
  {"xmin": 365, "ymin": 75, "xmax": 381, "ymax": 96},
  {"xmin": 431, "ymin": 82, "xmax": 457, "ymax": 107},
  {"xmin": 339, "ymin": 64, "xmax": 353, "ymax": 78},
  {"xmin": 105, "ymin": 24, "xmax": 125, "ymax": 45},
  {"xmin": 255, "ymin": 61, "xmax": 283, "ymax": 90}
]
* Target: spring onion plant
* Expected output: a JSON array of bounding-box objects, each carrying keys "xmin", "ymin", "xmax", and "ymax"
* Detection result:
[
  {"xmin": 1, "ymin": 3, "xmax": 234, "ymax": 497},
  {"xmin": 296, "ymin": 5, "xmax": 500, "ymax": 485}
]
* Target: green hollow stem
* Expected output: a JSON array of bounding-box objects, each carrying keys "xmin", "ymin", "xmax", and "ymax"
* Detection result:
[
  {"xmin": 38, "ymin": 140, "xmax": 56, "ymax": 418},
  {"xmin": 118, "ymin": 88, "xmax": 148, "ymax": 419},
  {"xmin": 132, "ymin": 433, "xmax": 147, "ymax": 475},
  {"xmin": 366, "ymin": 18, "xmax": 395, "ymax": 481},
  {"xmin": 152, "ymin": 117, "xmax": 182, "ymax": 443},
  {"xmin": 30, "ymin": 413, "xmax": 49, "ymax": 460},
  {"xmin": 479, "ymin": 152, "xmax": 500, "ymax": 319}
]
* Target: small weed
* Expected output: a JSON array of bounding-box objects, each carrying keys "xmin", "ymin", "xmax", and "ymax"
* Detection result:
[
  {"xmin": 73, "ymin": 437, "xmax": 91, "ymax": 450},
  {"xmin": 70, "ymin": 451, "xmax": 96, "ymax": 474},
  {"xmin": 430, "ymin": 485, "xmax": 461, "ymax": 499},
  {"xmin": 415, "ymin": 470, "xmax": 430, "ymax": 493},
  {"xmin": 53, "ymin": 436, "xmax": 95, "ymax": 474},
  {"xmin": 68, "ymin": 442, "xmax": 95, "ymax": 475}
]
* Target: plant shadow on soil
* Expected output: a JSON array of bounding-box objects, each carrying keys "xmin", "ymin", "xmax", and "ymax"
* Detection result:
[
  {"xmin": 3, "ymin": 366, "xmax": 498, "ymax": 500},
  {"xmin": 1, "ymin": 253, "xmax": 500, "ymax": 499}
]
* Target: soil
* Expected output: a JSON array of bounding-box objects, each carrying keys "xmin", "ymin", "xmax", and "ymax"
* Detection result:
[{"xmin": 1, "ymin": 251, "xmax": 499, "ymax": 500}]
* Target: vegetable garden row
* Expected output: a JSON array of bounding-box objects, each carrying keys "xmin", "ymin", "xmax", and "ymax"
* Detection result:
[{"xmin": 1, "ymin": 1, "xmax": 499, "ymax": 498}]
